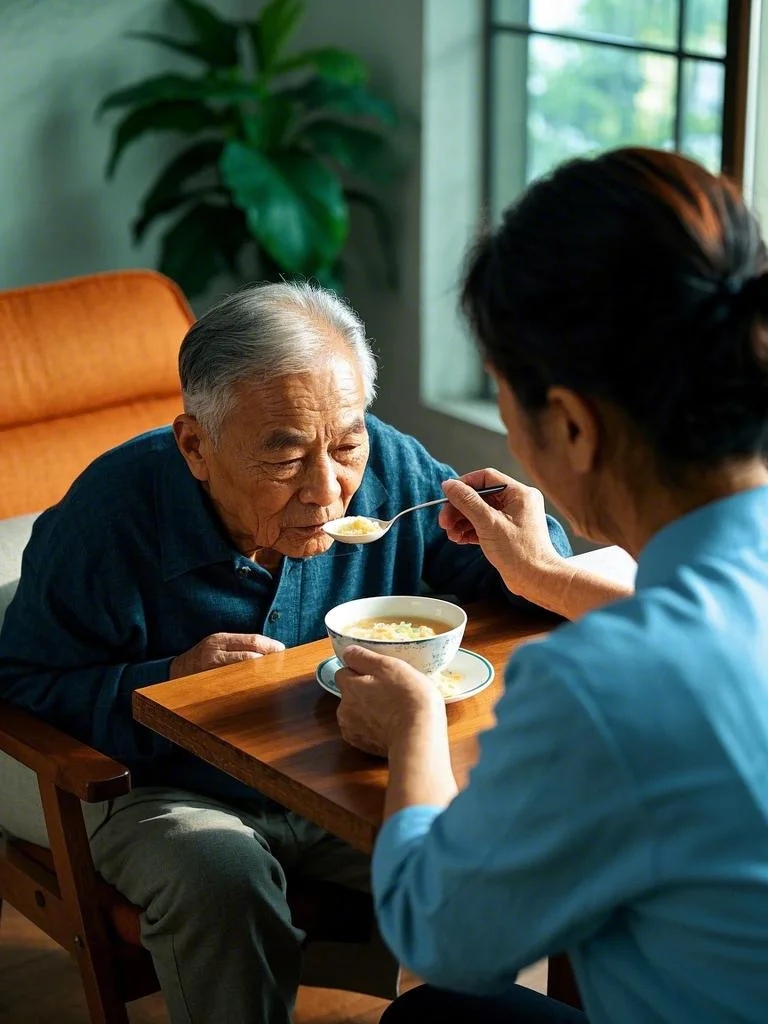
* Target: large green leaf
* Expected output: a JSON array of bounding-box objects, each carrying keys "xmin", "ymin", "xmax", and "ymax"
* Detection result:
[
  {"xmin": 174, "ymin": 0, "xmax": 240, "ymax": 69},
  {"xmin": 242, "ymin": 95, "xmax": 301, "ymax": 153},
  {"xmin": 133, "ymin": 139, "xmax": 224, "ymax": 239},
  {"xmin": 274, "ymin": 47, "xmax": 367, "ymax": 85},
  {"xmin": 220, "ymin": 140, "xmax": 348, "ymax": 274},
  {"xmin": 106, "ymin": 101, "xmax": 222, "ymax": 177},
  {"xmin": 100, "ymin": 73, "xmax": 209, "ymax": 114},
  {"xmin": 301, "ymin": 121, "xmax": 393, "ymax": 180},
  {"xmin": 281, "ymin": 78, "xmax": 397, "ymax": 127},
  {"xmin": 159, "ymin": 200, "xmax": 249, "ymax": 297},
  {"xmin": 247, "ymin": 0, "xmax": 304, "ymax": 75},
  {"xmin": 99, "ymin": 72, "xmax": 261, "ymax": 115},
  {"xmin": 346, "ymin": 187, "xmax": 399, "ymax": 288}
]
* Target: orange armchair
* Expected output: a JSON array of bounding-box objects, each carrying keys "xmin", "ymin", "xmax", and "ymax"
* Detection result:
[{"xmin": 0, "ymin": 269, "xmax": 193, "ymax": 519}]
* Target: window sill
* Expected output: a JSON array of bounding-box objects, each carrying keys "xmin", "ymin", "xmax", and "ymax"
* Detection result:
[{"xmin": 423, "ymin": 398, "xmax": 505, "ymax": 434}]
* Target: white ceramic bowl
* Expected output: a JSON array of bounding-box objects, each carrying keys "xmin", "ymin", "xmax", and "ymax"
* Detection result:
[{"xmin": 325, "ymin": 595, "xmax": 467, "ymax": 675}]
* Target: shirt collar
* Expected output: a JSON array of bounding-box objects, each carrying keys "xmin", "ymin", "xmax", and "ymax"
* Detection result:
[
  {"xmin": 156, "ymin": 443, "xmax": 235, "ymax": 581},
  {"xmin": 156, "ymin": 440, "xmax": 392, "ymax": 581},
  {"xmin": 635, "ymin": 484, "xmax": 768, "ymax": 590}
]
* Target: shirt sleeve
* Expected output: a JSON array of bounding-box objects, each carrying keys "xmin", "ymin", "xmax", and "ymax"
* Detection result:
[
  {"xmin": 0, "ymin": 511, "xmax": 173, "ymax": 765},
  {"xmin": 371, "ymin": 641, "xmax": 653, "ymax": 995}
]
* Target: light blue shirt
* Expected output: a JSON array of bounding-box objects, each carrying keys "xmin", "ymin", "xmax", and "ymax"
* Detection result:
[{"xmin": 373, "ymin": 486, "xmax": 768, "ymax": 1023}]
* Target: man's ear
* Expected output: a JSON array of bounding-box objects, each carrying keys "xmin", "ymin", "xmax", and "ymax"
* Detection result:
[
  {"xmin": 173, "ymin": 414, "xmax": 211, "ymax": 482},
  {"xmin": 546, "ymin": 387, "xmax": 600, "ymax": 475}
]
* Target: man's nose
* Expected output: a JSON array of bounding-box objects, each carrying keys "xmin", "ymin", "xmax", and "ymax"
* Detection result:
[{"xmin": 300, "ymin": 458, "xmax": 342, "ymax": 505}]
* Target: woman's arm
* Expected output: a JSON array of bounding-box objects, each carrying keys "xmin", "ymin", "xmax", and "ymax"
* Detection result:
[
  {"xmin": 439, "ymin": 472, "xmax": 634, "ymax": 619},
  {"xmin": 516, "ymin": 556, "xmax": 634, "ymax": 619},
  {"xmin": 384, "ymin": 713, "xmax": 457, "ymax": 821},
  {"xmin": 364, "ymin": 644, "xmax": 651, "ymax": 993},
  {"xmin": 335, "ymin": 646, "xmax": 458, "ymax": 817}
]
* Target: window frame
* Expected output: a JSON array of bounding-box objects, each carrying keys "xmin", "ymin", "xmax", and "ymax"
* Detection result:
[{"xmin": 481, "ymin": 0, "xmax": 754, "ymax": 216}]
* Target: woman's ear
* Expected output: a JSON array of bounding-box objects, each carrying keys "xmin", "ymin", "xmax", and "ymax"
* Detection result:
[
  {"xmin": 545, "ymin": 387, "xmax": 601, "ymax": 474},
  {"xmin": 173, "ymin": 414, "xmax": 211, "ymax": 482}
]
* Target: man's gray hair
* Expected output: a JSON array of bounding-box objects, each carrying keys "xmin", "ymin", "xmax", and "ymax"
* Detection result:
[{"xmin": 179, "ymin": 281, "xmax": 378, "ymax": 440}]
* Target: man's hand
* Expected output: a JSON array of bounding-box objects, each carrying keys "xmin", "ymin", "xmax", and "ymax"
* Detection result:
[
  {"xmin": 335, "ymin": 645, "xmax": 446, "ymax": 757},
  {"xmin": 169, "ymin": 633, "xmax": 285, "ymax": 679}
]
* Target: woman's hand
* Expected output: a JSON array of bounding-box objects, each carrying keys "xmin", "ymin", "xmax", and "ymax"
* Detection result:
[
  {"xmin": 439, "ymin": 468, "xmax": 563, "ymax": 601},
  {"xmin": 335, "ymin": 646, "xmax": 446, "ymax": 758},
  {"xmin": 336, "ymin": 646, "xmax": 458, "ymax": 818},
  {"xmin": 439, "ymin": 468, "xmax": 634, "ymax": 618}
]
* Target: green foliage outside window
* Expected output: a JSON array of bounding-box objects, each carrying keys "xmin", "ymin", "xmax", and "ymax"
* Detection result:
[{"xmin": 492, "ymin": 0, "xmax": 730, "ymax": 213}]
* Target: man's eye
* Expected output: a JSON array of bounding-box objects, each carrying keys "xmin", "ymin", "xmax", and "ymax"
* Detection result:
[{"xmin": 336, "ymin": 445, "xmax": 361, "ymax": 456}]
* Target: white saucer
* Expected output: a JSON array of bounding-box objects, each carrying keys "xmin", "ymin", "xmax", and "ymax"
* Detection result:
[{"xmin": 315, "ymin": 648, "xmax": 495, "ymax": 705}]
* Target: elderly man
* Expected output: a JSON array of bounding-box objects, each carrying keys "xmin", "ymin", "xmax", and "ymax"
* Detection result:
[{"xmin": 0, "ymin": 283, "xmax": 571, "ymax": 1024}]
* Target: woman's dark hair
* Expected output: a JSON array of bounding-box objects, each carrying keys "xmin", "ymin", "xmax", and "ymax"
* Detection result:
[{"xmin": 462, "ymin": 148, "xmax": 768, "ymax": 475}]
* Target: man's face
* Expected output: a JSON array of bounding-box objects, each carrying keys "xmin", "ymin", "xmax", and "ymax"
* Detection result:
[{"xmin": 175, "ymin": 347, "xmax": 370, "ymax": 559}]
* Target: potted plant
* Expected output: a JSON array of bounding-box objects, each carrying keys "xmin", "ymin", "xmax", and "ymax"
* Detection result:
[{"xmin": 99, "ymin": 0, "xmax": 400, "ymax": 297}]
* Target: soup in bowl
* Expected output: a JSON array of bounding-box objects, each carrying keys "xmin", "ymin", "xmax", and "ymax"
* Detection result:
[{"xmin": 325, "ymin": 595, "xmax": 467, "ymax": 675}]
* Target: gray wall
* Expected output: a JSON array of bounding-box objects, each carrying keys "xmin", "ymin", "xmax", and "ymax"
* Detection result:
[{"xmin": 0, "ymin": 0, "xmax": 240, "ymax": 288}]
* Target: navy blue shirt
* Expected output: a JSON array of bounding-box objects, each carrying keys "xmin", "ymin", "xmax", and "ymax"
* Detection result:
[{"xmin": 0, "ymin": 415, "xmax": 570, "ymax": 802}]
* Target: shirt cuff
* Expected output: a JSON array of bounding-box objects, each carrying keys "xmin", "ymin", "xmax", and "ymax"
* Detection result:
[{"xmin": 372, "ymin": 805, "xmax": 443, "ymax": 903}]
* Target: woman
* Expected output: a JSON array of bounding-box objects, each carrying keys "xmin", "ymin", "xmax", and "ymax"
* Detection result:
[{"xmin": 335, "ymin": 148, "xmax": 768, "ymax": 1024}]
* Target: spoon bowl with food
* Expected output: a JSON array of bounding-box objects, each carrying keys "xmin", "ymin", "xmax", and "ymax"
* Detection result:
[{"xmin": 322, "ymin": 484, "xmax": 506, "ymax": 544}]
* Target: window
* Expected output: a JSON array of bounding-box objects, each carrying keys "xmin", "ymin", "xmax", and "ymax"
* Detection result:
[
  {"xmin": 420, "ymin": 0, "xmax": 754, "ymax": 427},
  {"xmin": 484, "ymin": 0, "xmax": 752, "ymax": 224}
]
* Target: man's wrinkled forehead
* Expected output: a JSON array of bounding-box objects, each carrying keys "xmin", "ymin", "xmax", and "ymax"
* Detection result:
[{"xmin": 260, "ymin": 416, "xmax": 367, "ymax": 454}]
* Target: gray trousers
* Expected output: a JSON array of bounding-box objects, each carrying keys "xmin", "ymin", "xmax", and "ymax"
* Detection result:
[{"xmin": 83, "ymin": 787, "xmax": 400, "ymax": 1024}]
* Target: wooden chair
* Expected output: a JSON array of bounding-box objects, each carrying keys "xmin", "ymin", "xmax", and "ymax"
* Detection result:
[
  {"xmin": 0, "ymin": 703, "xmax": 160, "ymax": 1022},
  {"xmin": 0, "ymin": 701, "xmax": 378, "ymax": 1023}
]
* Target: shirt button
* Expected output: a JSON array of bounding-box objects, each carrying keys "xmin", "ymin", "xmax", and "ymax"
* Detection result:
[
  {"xmin": 268, "ymin": 610, "xmax": 280, "ymax": 623},
  {"xmin": 236, "ymin": 565, "xmax": 252, "ymax": 578}
]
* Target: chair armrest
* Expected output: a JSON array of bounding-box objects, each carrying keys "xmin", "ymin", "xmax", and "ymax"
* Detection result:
[{"xmin": 0, "ymin": 701, "xmax": 130, "ymax": 802}]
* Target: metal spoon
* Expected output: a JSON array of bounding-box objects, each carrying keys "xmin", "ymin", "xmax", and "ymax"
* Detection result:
[{"xmin": 322, "ymin": 484, "xmax": 507, "ymax": 545}]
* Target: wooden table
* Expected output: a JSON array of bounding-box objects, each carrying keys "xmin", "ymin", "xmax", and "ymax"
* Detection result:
[{"xmin": 133, "ymin": 602, "xmax": 557, "ymax": 854}]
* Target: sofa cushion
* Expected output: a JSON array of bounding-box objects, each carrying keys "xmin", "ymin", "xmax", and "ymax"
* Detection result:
[
  {"xmin": 0, "ymin": 270, "xmax": 189, "ymax": 428},
  {"xmin": 0, "ymin": 752, "xmax": 49, "ymax": 846},
  {"xmin": 0, "ymin": 269, "xmax": 192, "ymax": 519},
  {"xmin": 0, "ymin": 396, "xmax": 181, "ymax": 518}
]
